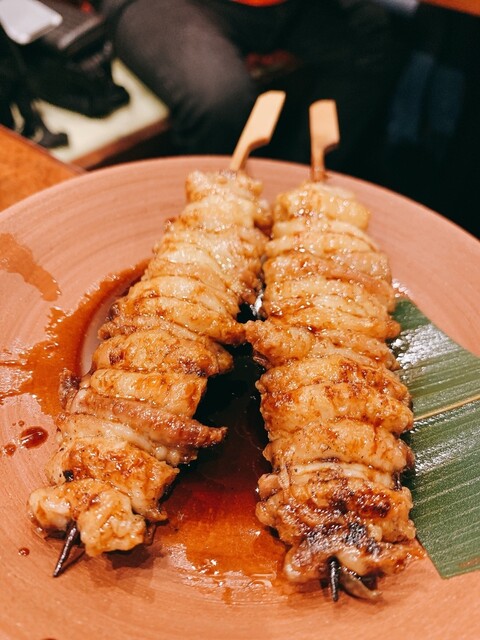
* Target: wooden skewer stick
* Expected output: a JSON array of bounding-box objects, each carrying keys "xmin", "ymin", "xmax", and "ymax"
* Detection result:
[
  {"xmin": 229, "ymin": 90, "xmax": 286, "ymax": 172},
  {"xmin": 309, "ymin": 99, "xmax": 340, "ymax": 182}
]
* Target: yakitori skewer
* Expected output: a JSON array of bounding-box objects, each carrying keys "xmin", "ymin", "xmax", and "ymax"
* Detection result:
[
  {"xmin": 28, "ymin": 91, "xmax": 285, "ymax": 577},
  {"xmin": 246, "ymin": 100, "xmax": 422, "ymax": 600}
]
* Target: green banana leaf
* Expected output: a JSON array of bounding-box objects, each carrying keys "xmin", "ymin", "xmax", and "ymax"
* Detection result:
[{"xmin": 391, "ymin": 298, "xmax": 480, "ymax": 578}]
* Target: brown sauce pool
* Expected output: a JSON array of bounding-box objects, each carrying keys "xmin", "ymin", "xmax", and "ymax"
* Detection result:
[
  {"xmin": 8, "ymin": 263, "xmax": 288, "ymax": 593},
  {"xmin": 159, "ymin": 347, "xmax": 286, "ymax": 591}
]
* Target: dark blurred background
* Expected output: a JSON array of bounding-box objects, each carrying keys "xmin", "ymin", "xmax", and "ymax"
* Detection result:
[
  {"xmin": 1, "ymin": 0, "xmax": 479, "ymax": 238},
  {"xmin": 253, "ymin": 3, "xmax": 480, "ymax": 238},
  {"xmin": 347, "ymin": 4, "xmax": 480, "ymax": 239}
]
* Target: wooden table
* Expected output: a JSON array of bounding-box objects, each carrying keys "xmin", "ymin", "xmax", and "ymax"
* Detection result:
[{"xmin": 0, "ymin": 125, "xmax": 83, "ymax": 211}]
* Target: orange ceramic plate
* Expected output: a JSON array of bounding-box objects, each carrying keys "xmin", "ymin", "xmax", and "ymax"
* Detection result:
[{"xmin": 1, "ymin": 157, "xmax": 479, "ymax": 640}]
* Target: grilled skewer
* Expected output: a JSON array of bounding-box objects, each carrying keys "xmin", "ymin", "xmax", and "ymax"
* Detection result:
[
  {"xmin": 28, "ymin": 168, "xmax": 269, "ymax": 573},
  {"xmin": 28, "ymin": 90, "xmax": 285, "ymax": 576},
  {"xmin": 246, "ymin": 103, "xmax": 423, "ymax": 598}
]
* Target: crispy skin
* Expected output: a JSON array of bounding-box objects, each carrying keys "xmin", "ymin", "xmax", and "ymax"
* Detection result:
[
  {"xmin": 185, "ymin": 168, "xmax": 270, "ymax": 231},
  {"xmin": 62, "ymin": 384, "xmax": 226, "ymax": 451},
  {"xmin": 262, "ymin": 282, "xmax": 399, "ymax": 340},
  {"xmin": 250, "ymin": 180, "xmax": 420, "ymax": 591},
  {"xmin": 28, "ymin": 170, "xmax": 266, "ymax": 555},
  {"xmin": 88, "ymin": 368, "xmax": 207, "ymax": 411},
  {"xmin": 46, "ymin": 437, "xmax": 178, "ymax": 521},
  {"xmin": 265, "ymin": 225, "xmax": 391, "ymax": 281},
  {"xmin": 158, "ymin": 227, "xmax": 265, "ymax": 304},
  {"xmin": 128, "ymin": 274, "xmax": 239, "ymax": 316},
  {"xmin": 264, "ymin": 418, "xmax": 414, "ymax": 474},
  {"xmin": 257, "ymin": 355, "xmax": 410, "ymax": 402},
  {"xmin": 272, "ymin": 181, "xmax": 371, "ymax": 230},
  {"xmin": 245, "ymin": 320, "xmax": 399, "ymax": 370},
  {"xmin": 263, "ymin": 254, "xmax": 395, "ymax": 311},
  {"xmin": 257, "ymin": 463, "xmax": 416, "ymax": 544},
  {"xmin": 92, "ymin": 326, "xmax": 233, "ymax": 377},
  {"xmin": 109, "ymin": 295, "xmax": 245, "ymax": 345},
  {"xmin": 143, "ymin": 257, "xmax": 237, "ymax": 301},
  {"xmin": 260, "ymin": 382, "xmax": 413, "ymax": 436},
  {"xmin": 28, "ymin": 479, "xmax": 146, "ymax": 556}
]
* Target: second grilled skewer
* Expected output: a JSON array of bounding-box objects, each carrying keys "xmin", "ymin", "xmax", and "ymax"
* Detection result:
[{"xmin": 246, "ymin": 103, "xmax": 423, "ymax": 598}]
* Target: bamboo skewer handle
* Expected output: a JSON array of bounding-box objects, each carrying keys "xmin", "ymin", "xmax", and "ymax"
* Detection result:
[
  {"xmin": 230, "ymin": 90, "xmax": 286, "ymax": 172},
  {"xmin": 309, "ymin": 100, "xmax": 340, "ymax": 182}
]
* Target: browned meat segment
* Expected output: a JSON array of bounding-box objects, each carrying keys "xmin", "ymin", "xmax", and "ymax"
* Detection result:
[
  {"xmin": 102, "ymin": 205, "xmax": 267, "ymax": 345},
  {"xmin": 46, "ymin": 437, "xmax": 178, "ymax": 521},
  {"xmin": 128, "ymin": 274, "xmax": 240, "ymax": 316},
  {"xmin": 259, "ymin": 218, "xmax": 399, "ymax": 342},
  {"xmin": 267, "ymin": 297, "xmax": 394, "ymax": 343},
  {"xmin": 62, "ymin": 385, "xmax": 226, "ymax": 452},
  {"xmin": 109, "ymin": 295, "xmax": 245, "ymax": 345},
  {"xmin": 263, "ymin": 293, "xmax": 400, "ymax": 341},
  {"xmin": 88, "ymin": 368, "xmax": 207, "ymax": 412},
  {"xmin": 249, "ymin": 179, "xmax": 420, "ymax": 597},
  {"xmin": 158, "ymin": 228, "xmax": 264, "ymax": 304},
  {"xmin": 99, "ymin": 314, "xmax": 220, "ymax": 345},
  {"xmin": 260, "ymin": 382, "xmax": 413, "ymax": 436},
  {"xmin": 266, "ymin": 227, "xmax": 375, "ymax": 260},
  {"xmin": 258, "ymin": 355, "xmax": 410, "ymax": 402},
  {"xmin": 142, "ymin": 258, "xmax": 238, "ymax": 306},
  {"xmin": 28, "ymin": 479, "xmax": 146, "ymax": 556},
  {"xmin": 179, "ymin": 196, "xmax": 265, "ymax": 231},
  {"xmin": 28, "ymin": 169, "xmax": 266, "ymax": 558},
  {"xmin": 265, "ymin": 227, "xmax": 391, "ymax": 281},
  {"xmin": 257, "ymin": 465, "xmax": 416, "ymax": 544},
  {"xmin": 184, "ymin": 169, "xmax": 270, "ymax": 230},
  {"xmin": 245, "ymin": 320, "xmax": 398, "ymax": 370},
  {"xmin": 264, "ymin": 418, "xmax": 414, "ymax": 474},
  {"xmin": 284, "ymin": 530, "xmax": 421, "ymax": 585},
  {"xmin": 55, "ymin": 411, "xmax": 217, "ymax": 467},
  {"xmin": 262, "ymin": 253, "xmax": 396, "ymax": 310},
  {"xmin": 92, "ymin": 326, "xmax": 233, "ymax": 377},
  {"xmin": 262, "ymin": 275, "xmax": 393, "ymax": 316},
  {"xmin": 186, "ymin": 168, "xmax": 263, "ymax": 199},
  {"xmin": 272, "ymin": 180, "xmax": 371, "ymax": 230}
]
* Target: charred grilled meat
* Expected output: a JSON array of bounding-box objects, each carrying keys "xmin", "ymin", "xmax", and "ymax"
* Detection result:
[
  {"xmin": 28, "ymin": 169, "xmax": 268, "ymax": 559},
  {"xmin": 246, "ymin": 180, "xmax": 423, "ymax": 599}
]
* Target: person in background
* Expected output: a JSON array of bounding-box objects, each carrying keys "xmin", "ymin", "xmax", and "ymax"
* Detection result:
[{"xmin": 96, "ymin": 0, "xmax": 405, "ymax": 173}]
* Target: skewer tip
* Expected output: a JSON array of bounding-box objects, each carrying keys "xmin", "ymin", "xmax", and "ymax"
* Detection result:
[
  {"xmin": 53, "ymin": 521, "xmax": 80, "ymax": 578},
  {"xmin": 328, "ymin": 556, "xmax": 341, "ymax": 602}
]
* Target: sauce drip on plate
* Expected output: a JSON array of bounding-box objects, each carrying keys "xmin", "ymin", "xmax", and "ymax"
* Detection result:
[
  {"xmin": 0, "ymin": 233, "xmax": 60, "ymax": 301},
  {"xmin": 9, "ymin": 264, "xmax": 288, "ymax": 594}
]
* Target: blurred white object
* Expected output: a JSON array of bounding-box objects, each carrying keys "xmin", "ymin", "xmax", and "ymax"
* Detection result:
[{"xmin": 0, "ymin": 0, "xmax": 62, "ymax": 45}]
